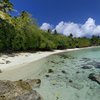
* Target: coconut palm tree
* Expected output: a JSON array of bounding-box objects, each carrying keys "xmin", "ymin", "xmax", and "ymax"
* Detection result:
[{"xmin": 0, "ymin": 0, "xmax": 13, "ymax": 13}]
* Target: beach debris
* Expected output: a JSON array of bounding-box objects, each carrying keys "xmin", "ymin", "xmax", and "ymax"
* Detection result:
[
  {"xmin": 0, "ymin": 62, "xmax": 4, "ymax": 64},
  {"xmin": 5, "ymin": 60, "xmax": 11, "ymax": 64},
  {"xmin": 2, "ymin": 59, "xmax": 5, "ymax": 61},
  {"xmin": 25, "ymin": 54, "xmax": 29, "ymax": 57},
  {"xmin": 0, "ymin": 79, "xmax": 43, "ymax": 100},
  {"xmin": 88, "ymin": 73, "xmax": 100, "ymax": 85},
  {"xmin": 8, "ymin": 54, "xmax": 15, "ymax": 57},
  {"xmin": 0, "ymin": 69, "xmax": 2, "ymax": 73},
  {"xmin": 48, "ymin": 69, "xmax": 54, "ymax": 73}
]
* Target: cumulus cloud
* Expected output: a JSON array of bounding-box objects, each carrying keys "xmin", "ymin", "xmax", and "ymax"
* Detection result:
[
  {"xmin": 81, "ymin": 18, "xmax": 96, "ymax": 37},
  {"xmin": 40, "ymin": 18, "xmax": 100, "ymax": 37},
  {"xmin": 55, "ymin": 21, "xmax": 82, "ymax": 37},
  {"xmin": 40, "ymin": 23, "xmax": 53, "ymax": 31}
]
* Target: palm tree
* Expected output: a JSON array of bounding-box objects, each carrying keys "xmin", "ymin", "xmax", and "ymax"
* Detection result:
[{"xmin": 0, "ymin": 0, "xmax": 13, "ymax": 13}]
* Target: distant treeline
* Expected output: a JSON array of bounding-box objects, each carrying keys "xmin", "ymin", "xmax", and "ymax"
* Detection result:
[{"xmin": 0, "ymin": 0, "xmax": 100, "ymax": 52}]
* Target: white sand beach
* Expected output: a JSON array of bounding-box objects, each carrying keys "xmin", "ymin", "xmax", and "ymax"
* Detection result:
[
  {"xmin": 0, "ymin": 48, "xmax": 81, "ymax": 71},
  {"xmin": 0, "ymin": 47, "xmax": 96, "ymax": 72},
  {"xmin": 0, "ymin": 48, "xmax": 83, "ymax": 80}
]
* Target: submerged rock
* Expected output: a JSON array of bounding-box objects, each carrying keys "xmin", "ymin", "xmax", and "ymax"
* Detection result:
[
  {"xmin": 95, "ymin": 62, "xmax": 100, "ymax": 68},
  {"xmin": 48, "ymin": 69, "xmax": 54, "ymax": 73},
  {"xmin": 69, "ymin": 80, "xmax": 73, "ymax": 83},
  {"xmin": 76, "ymin": 71, "xmax": 80, "ymax": 74},
  {"xmin": 81, "ymin": 65, "xmax": 93, "ymax": 69},
  {"xmin": 91, "ymin": 61, "xmax": 100, "ymax": 69},
  {"xmin": 88, "ymin": 73, "xmax": 100, "ymax": 85},
  {"xmin": 81, "ymin": 58, "xmax": 91, "ymax": 62},
  {"xmin": 68, "ymin": 81, "xmax": 84, "ymax": 90},
  {"xmin": 0, "ymin": 79, "xmax": 43, "ymax": 100},
  {"xmin": 51, "ymin": 61, "xmax": 56, "ymax": 63},
  {"xmin": 45, "ymin": 75, "xmax": 50, "ymax": 78},
  {"xmin": 85, "ymin": 61, "xmax": 100, "ymax": 69},
  {"xmin": 61, "ymin": 70, "xmax": 67, "ymax": 74},
  {"xmin": 26, "ymin": 79, "xmax": 41, "ymax": 88},
  {"xmin": 57, "ymin": 54, "xmax": 74, "ymax": 59}
]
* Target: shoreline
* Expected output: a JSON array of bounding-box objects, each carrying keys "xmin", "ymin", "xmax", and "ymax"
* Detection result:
[{"xmin": 0, "ymin": 46, "xmax": 99, "ymax": 72}]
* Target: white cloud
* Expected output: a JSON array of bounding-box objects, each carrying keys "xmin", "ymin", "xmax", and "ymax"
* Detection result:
[
  {"xmin": 81, "ymin": 18, "xmax": 96, "ymax": 37},
  {"xmin": 40, "ymin": 23, "xmax": 53, "ymax": 31},
  {"xmin": 93, "ymin": 26, "xmax": 100, "ymax": 35},
  {"xmin": 55, "ymin": 21, "xmax": 82, "ymax": 37},
  {"xmin": 40, "ymin": 18, "xmax": 100, "ymax": 37}
]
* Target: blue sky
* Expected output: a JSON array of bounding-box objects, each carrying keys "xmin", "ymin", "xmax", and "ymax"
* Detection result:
[
  {"xmin": 10, "ymin": 0, "xmax": 100, "ymax": 37},
  {"xmin": 10, "ymin": 0, "xmax": 100, "ymax": 25}
]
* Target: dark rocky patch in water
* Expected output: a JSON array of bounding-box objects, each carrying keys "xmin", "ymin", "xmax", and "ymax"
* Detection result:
[
  {"xmin": 48, "ymin": 69, "xmax": 54, "ymax": 73},
  {"xmin": 50, "ymin": 61, "xmax": 59, "ymax": 64},
  {"xmin": 67, "ymin": 80, "xmax": 84, "ymax": 90},
  {"xmin": 56, "ymin": 53, "xmax": 75, "ymax": 59},
  {"xmin": 0, "ymin": 79, "xmax": 43, "ymax": 100},
  {"xmin": 81, "ymin": 60, "xmax": 100, "ymax": 69},
  {"xmin": 45, "ymin": 75, "xmax": 50, "ymax": 78},
  {"xmin": 80, "ymin": 58, "xmax": 91, "ymax": 62},
  {"xmin": 61, "ymin": 70, "xmax": 67, "ymax": 74},
  {"xmin": 50, "ymin": 60, "xmax": 65, "ymax": 65},
  {"xmin": 81, "ymin": 65, "xmax": 94, "ymax": 69},
  {"xmin": 69, "ymin": 79, "xmax": 73, "ymax": 83},
  {"xmin": 88, "ymin": 73, "xmax": 100, "ymax": 85},
  {"xmin": 76, "ymin": 71, "xmax": 80, "ymax": 74}
]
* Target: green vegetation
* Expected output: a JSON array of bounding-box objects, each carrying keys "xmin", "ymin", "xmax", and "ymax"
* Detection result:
[{"xmin": 0, "ymin": 0, "xmax": 100, "ymax": 53}]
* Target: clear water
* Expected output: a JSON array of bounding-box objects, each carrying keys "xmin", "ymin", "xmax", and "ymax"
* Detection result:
[
  {"xmin": 0, "ymin": 47, "xmax": 100, "ymax": 100},
  {"xmin": 34, "ymin": 47, "xmax": 100, "ymax": 100}
]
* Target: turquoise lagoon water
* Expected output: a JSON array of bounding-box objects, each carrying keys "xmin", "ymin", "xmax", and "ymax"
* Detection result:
[
  {"xmin": 0, "ymin": 47, "xmax": 100, "ymax": 100},
  {"xmin": 34, "ymin": 47, "xmax": 100, "ymax": 100}
]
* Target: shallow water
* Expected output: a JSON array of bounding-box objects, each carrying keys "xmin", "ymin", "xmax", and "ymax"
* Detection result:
[
  {"xmin": 33, "ymin": 47, "xmax": 100, "ymax": 100},
  {"xmin": 0, "ymin": 47, "xmax": 100, "ymax": 100}
]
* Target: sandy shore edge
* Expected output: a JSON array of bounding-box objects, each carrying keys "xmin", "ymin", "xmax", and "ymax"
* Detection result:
[{"xmin": 0, "ymin": 46, "xmax": 99, "ymax": 71}]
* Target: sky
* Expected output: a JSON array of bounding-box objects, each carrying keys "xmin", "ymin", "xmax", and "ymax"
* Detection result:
[{"xmin": 10, "ymin": 0, "xmax": 100, "ymax": 37}]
